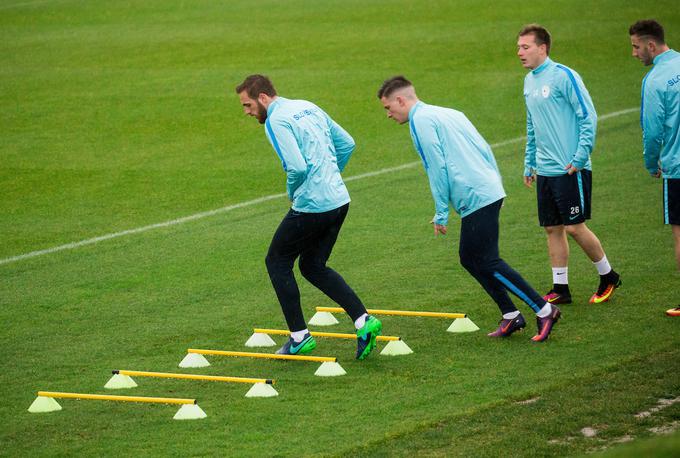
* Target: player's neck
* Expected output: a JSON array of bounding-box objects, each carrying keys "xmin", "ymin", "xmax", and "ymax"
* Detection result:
[{"xmin": 653, "ymin": 45, "xmax": 671, "ymax": 60}]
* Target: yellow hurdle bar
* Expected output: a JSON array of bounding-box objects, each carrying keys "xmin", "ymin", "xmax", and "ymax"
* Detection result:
[
  {"xmin": 37, "ymin": 391, "xmax": 195, "ymax": 405},
  {"xmin": 316, "ymin": 306, "xmax": 466, "ymax": 319},
  {"xmin": 188, "ymin": 348, "xmax": 336, "ymax": 363},
  {"xmin": 253, "ymin": 328, "xmax": 400, "ymax": 342},
  {"xmin": 115, "ymin": 370, "xmax": 274, "ymax": 385}
]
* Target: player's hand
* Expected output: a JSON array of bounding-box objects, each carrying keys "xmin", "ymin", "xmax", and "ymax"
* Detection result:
[
  {"xmin": 565, "ymin": 163, "xmax": 580, "ymax": 175},
  {"xmin": 651, "ymin": 169, "xmax": 661, "ymax": 178},
  {"xmin": 523, "ymin": 175, "xmax": 535, "ymax": 188},
  {"xmin": 433, "ymin": 223, "xmax": 447, "ymax": 236}
]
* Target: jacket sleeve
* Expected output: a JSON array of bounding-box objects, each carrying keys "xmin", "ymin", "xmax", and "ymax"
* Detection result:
[
  {"xmin": 524, "ymin": 107, "xmax": 537, "ymax": 176},
  {"xmin": 265, "ymin": 118, "xmax": 307, "ymax": 200},
  {"xmin": 411, "ymin": 115, "xmax": 450, "ymax": 226},
  {"xmin": 561, "ymin": 70, "xmax": 597, "ymax": 169},
  {"xmin": 327, "ymin": 116, "xmax": 355, "ymax": 172},
  {"xmin": 641, "ymin": 78, "xmax": 665, "ymax": 174}
]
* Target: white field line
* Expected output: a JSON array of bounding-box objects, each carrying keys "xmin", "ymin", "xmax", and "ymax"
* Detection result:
[
  {"xmin": 0, "ymin": 0, "xmax": 63, "ymax": 10},
  {"xmin": 0, "ymin": 107, "xmax": 638, "ymax": 266}
]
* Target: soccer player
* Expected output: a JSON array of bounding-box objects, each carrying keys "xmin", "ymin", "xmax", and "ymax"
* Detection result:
[
  {"xmin": 517, "ymin": 24, "xmax": 621, "ymax": 305},
  {"xmin": 235, "ymin": 74, "xmax": 382, "ymax": 358},
  {"xmin": 629, "ymin": 20, "xmax": 680, "ymax": 318},
  {"xmin": 377, "ymin": 75, "xmax": 561, "ymax": 342}
]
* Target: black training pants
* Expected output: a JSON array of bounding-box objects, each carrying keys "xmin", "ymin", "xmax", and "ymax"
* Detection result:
[
  {"xmin": 265, "ymin": 203, "xmax": 366, "ymax": 331},
  {"xmin": 458, "ymin": 199, "xmax": 545, "ymax": 315}
]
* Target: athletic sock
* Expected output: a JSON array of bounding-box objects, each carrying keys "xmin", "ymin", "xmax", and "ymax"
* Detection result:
[
  {"xmin": 593, "ymin": 256, "xmax": 612, "ymax": 276},
  {"xmin": 536, "ymin": 302, "xmax": 552, "ymax": 318},
  {"xmin": 552, "ymin": 267, "xmax": 568, "ymax": 285},
  {"xmin": 502, "ymin": 310, "xmax": 521, "ymax": 320},
  {"xmin": 553, "ymin": 283, "xmax": 570, "ymax": 295},
  {"xmin": 290, "ymin": 329, "xmax": 309, "ymax": 343},
  {"xmin": 354, "ymin": 313, "xmax": 368, "ymax": 330}
]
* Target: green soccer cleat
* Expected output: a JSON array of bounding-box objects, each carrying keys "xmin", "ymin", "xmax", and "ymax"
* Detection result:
[
  {"xmin": 356, "ymin": 315, "xmax": 382, "ymax": 360},
  {"xmin": 276, "ymin": 333, "xmax": 316, "ymax": 355}
]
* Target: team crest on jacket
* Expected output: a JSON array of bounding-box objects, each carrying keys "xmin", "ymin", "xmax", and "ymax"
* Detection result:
[{"xmin": 542, "ymin": 85, "xmax": 551, "ymax": 98}]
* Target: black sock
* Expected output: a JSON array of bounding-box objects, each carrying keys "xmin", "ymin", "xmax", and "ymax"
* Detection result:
[
  {"xmin": 602, "ymin": 270, "xmax": 619, "ymax": 283},
  {"xmin": 553, "ymin": 283, "xmax": 570, "ymax": 295}
]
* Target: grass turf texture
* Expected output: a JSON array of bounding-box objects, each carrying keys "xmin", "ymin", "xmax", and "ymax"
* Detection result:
[{"xmin": 1, "ymin": 0, "xmax": 679, "ymax": 455}]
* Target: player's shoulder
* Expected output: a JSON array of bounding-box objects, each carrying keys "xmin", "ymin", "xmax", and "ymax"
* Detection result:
[
  {"xmin": 270, "ymin": 98, "xmax": 310, "ymax": 120},
  {"xmin": 644, "ymin": 63, "xmax": 671, "ymax": 89},
  {"xmin": 552, "ymin": 61, "xmax": 582, "ymax": 80},
  {"xmin": 655, "ymin": 50, "xmax": 680, "ymax": 76},
  {"xmin": 412, "ymin": 103, "xmax": 447, "ymax": 125}
]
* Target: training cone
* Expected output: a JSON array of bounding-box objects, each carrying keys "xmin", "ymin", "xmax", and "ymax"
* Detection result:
[
  {"xmin": 314, "ymin": 361, "xmax": 346, "ymax": 377},
  {"xmin": 104, "ymin": 374, "xmax": 138, "ymax": 389},
  {"xmin": 245, "ymin": 383, "xmax": 279, "ymax": 398},
  {"xmin": 447, "ymin": 317, "xmax": 480, "ymax": 333},
  {"xmin": 179, "ymin": 353, "xmax": 211, "ymax": 368},
  {"xmin": 245, "ymin": 333, "xmax": 277, "ymax": 347},
  {"xmin": 173, "ymin": 404, "xmax": 207, "ymax": 420},
  {"xmin": 28, "ymin": 396, "xmax": 62, "ymax": 413},
  {"xmin": 380, "ymin": 340, "xmax": 414, "ymax": 356},
  {"xmin": 308, "ymin": 311, "xmax": 339, "ymax": 326}
]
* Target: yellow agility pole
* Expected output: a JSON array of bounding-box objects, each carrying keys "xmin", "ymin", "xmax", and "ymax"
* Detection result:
[
  {"xmin": 316, "ymin": 306, "xmax": 466, "ymax": 319},
  {"xmin": 106, "ymin": 370, "xmax": 280, "ymax": 398},
  {"xmin": 37, "ymin": 391, "xmax": 195, "ymax": 405},
  {"xmin": 181, "ymin": 349, "xmax": 347, "ymax": 377},
  {"xmin": 187, "ymin": 348, "xmax": 336, "ymax": 363},
  {"xmin": 30, "ymin": 391, "xmax": 207, "ymax": 419},
  {"xmin": 114, "ymin": 370, "xmax": 274, "ymax": 385},
  {"xmin": 253, "ymin": 328, "xmax": 400, "ymax": 342}
]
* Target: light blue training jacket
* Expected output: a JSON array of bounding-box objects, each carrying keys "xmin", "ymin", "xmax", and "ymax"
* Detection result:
[
  {"xmin": 523, "ymin": 57, "xmax": 597, "ymax": 177},
  {"xmin": 264, "ymin": 97, "xmax": 353, "ymax": 213},
  {"xmin": 408, "ymin": 101, "xmax": 506, "ymax": 225},
  {"xmin": 641, "ymin": 49, "xmax": 680, "ymax": 178}
]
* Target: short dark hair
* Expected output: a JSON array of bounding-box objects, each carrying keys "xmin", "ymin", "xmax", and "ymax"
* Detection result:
[
  {"xmin": 235, "ymin": 74, "xmax": 277, "ymax": 99},
  {"xmin": 629, "ymin": 19, "xmax": 665, "ymax": 44},
  {"xmin": 518, "ymin": 24, "xmax": 552, "ymax": 55},
  {"xmin": 377, "ymin": 75, "xmax": 413, "ymax": 99}
]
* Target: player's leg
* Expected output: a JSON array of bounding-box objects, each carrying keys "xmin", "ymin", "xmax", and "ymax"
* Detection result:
[
  {"xmin": 563, "ymin": 223, "xmax": 603, "ymax": 261},
  {"xmin": 673, "ymin": 224, "xmax": 680, "ymax": 271},
  {"xmin": 460, "ymin": 199, "xmax": 560, "ymax": 341},
  {"xmin": 557, "ymin": 170, "xmax": 620, "ymax": 303},
  {"xmin": 538, "ymin": 175, "xmax": 572, "ymax": 304},
  {"xmin": 297, "ymin": 204, "xmax": 381, "ymax": 359},
  {"xmin": 265, "ymin": 209, "xmax": 316, "ymax": 354},
  {"xmin": 298, "ymin": 204, "xmax": 367, "ymax": 322},
  {"xmin": 544, "ymin": 225, "xmax": 572, "ymax": 304},
  {"xmin": 666, "ymin": 178, "xmax": 680, "ymax": 316}
]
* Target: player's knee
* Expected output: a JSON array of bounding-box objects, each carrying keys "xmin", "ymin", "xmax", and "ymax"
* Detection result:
[
  {"xmin": 459, "ymin": 253, "xmax": 477, "ymax": 273},
  {"xmin": 265, "ymin": 252, "xmax": 289, "ymax": 274},
  {"xmin": 564, "ymin": 223, "xmax": 585, "ymax": 237},
  {"xmin": 544, "ymin": 225, "xmax": 564, "ymax": 236},
  {"xmin": 264, "ymin": 254, "xmax": 276, "ymax": 272},
  {"xmin": 299, "ymin": 258, "xmax": 324, "ymax": 280}
]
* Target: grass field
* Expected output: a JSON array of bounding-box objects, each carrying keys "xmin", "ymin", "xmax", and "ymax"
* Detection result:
[{"xmin": 1, "ymin": 0, "xmax": 679, "ymax": 456}]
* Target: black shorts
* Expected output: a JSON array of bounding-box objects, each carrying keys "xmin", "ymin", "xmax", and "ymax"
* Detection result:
[
  {"xmin": 536, "ymin": 170, "xmax": 592, "ymax": 227},
  {"xmin": 664, "ymin": 178, "xmax": 680, "ymax": 225}
]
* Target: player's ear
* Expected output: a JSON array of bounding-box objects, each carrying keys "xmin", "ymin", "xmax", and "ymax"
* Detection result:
[{"xmin": 648, "ymin": 40, "xmax": 656, "ymax": 54}]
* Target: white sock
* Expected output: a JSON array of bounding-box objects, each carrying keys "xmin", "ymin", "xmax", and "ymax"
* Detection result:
[
  {"xmin": 290, "ymin": 329, "xmax": 309, "ymax": 342},
  {"xmin": 503, "ymin": 310, "xmax": 520, "ymax": 320},
  {"xmin": 354, "ymin": 313, "xmax": 368, "ymax": 330},
  {"xmin": 536, "ymin": 303, "xmax": 552, "ymax": 318},
  {"xmin": 552, "ymin": 267, "xmax": 568, "ymax": 285},
  {"xmin": 593, "ymin": 256, "xmax": 612, "ymax": 275}
]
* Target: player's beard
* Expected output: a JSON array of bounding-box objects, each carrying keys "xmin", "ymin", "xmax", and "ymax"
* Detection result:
[{"xmin": 256, "ymin": 101, "xmax": 268, "ymax": 124}]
